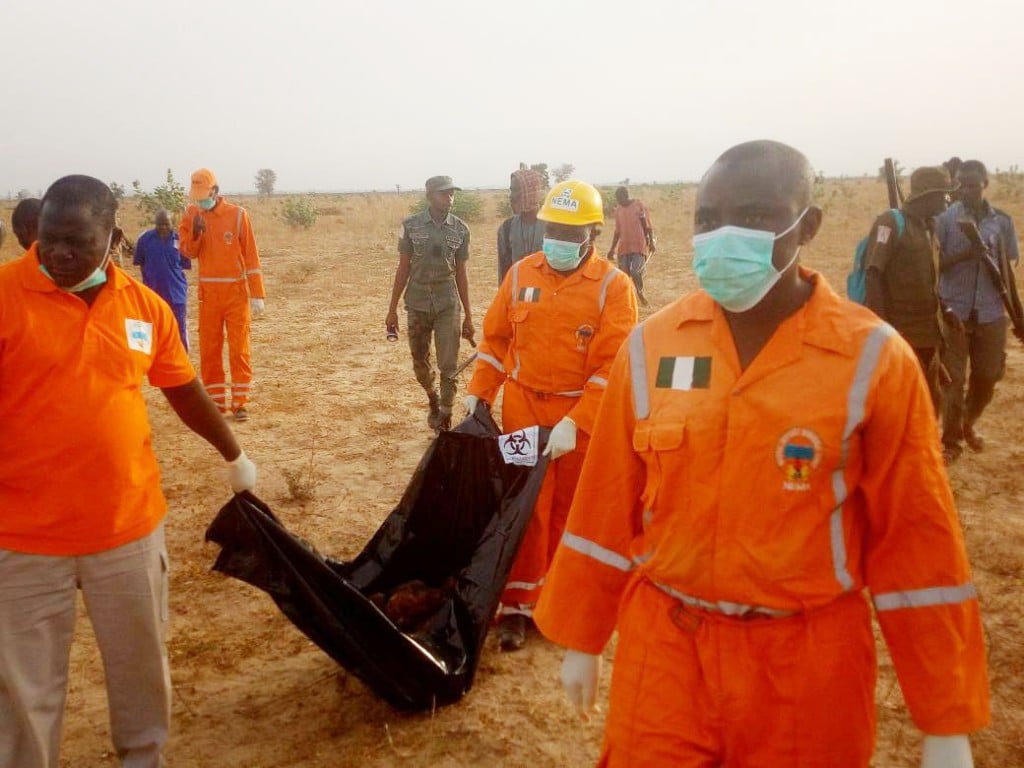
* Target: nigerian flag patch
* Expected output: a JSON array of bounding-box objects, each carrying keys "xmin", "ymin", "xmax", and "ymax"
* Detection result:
[
  {"xmin": 656, "ymin": 356, "xmax": 712, "ymax": 390},
  {"xmin": 518, "ymin": 287, "xmax": 541, "ymax": 302}
]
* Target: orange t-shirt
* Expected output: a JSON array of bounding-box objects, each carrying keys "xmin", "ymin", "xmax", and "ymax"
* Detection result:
[{"xmin": 0, "ymin": 248, "xmax": 196, "ymax": 555}]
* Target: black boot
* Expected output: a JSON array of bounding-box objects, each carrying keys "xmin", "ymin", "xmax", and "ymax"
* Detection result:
[{"xmin": 498, "ymin": 614, "xmax": 528, "ymax": 652}]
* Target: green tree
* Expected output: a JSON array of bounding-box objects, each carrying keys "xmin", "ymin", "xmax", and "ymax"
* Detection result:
[
  {"xmin": 552, "ymin": 163, "xmax": 575, "ymax": 183},
  {"xmin": 132, "ymin": 169, "xmax": 187, "ymax": 219},
  {"xmin": 255, "ymin": 168, "xmax": 277, "ymax": 198},
  {"xmin": 109, "ymin": 182, "xmax": 126, "ymax": 201}
]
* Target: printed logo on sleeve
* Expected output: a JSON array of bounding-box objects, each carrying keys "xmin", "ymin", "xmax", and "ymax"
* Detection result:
[
  {"xmin": 125, "ymin": 319, "xmax": 154, "ymax": 355},
  {"xmin": 876, "ymin": 225, "xmax": 892, "ymax": 244},
  {"xmin": 655, "ymin": 356, "xmax": 711, "ymax": 390}
]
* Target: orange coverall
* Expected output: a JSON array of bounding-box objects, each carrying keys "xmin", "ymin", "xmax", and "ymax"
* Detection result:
[
  {"xmin": 179, "ymin": 198, "xmax": 264, "ymax": 411},
  {"xmin": 535, "ymin": 271, "xmax": 989, "ymax": 766},
  {"xmin": 468, "ymin": 251, "xmax": 638, "ymax": 616}
]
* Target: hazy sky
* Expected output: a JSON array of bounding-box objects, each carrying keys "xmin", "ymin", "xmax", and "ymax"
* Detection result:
[{"xmin": 4, "ymin": 0, "xmax": 1022, "ymax": 195}]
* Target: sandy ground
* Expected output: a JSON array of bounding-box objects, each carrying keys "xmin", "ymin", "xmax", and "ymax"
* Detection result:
[{"xmin": 2, "ymin": 177, "xmax": 1022, "ymax": 767}]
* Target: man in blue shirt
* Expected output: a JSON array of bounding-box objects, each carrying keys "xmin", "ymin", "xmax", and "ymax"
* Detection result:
[
  {"xmin": 134, "ymin": 209, "xmax": 191, "ymax": 349},
  {"xmin": 936, "ymin": 160, "xmax": 1022, "ymax": 462}
]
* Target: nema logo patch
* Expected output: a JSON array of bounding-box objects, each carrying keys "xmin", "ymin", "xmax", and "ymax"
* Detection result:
[{"xmin": 550, "ymin": 190, "xmax": 579, "ymax": 212}]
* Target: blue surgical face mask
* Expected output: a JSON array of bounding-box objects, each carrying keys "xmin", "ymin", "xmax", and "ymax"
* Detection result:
[
  {"xmin": 39, "ymin": 231, "xmax": 113, "ymax": 293},
  {"xmin": 691, "ymin": 208, "xmax": 808, "ymax": 312},
  {"xmin": 542, "ymin": 237, "xmax": 588, "ymax": 271},
  {"xmin": 196, "ymin": 196, "xmax": 216, "ymax": 211}
]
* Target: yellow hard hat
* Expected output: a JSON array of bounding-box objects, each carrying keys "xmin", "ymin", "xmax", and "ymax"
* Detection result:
[{"xmin": 537, "ymin": 180, "xmax": 604, "ymax": 226}]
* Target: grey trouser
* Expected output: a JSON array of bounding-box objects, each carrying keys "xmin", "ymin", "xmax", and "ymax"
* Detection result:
[
  {"xmin": 406, "ymin": 304, "xmax": 461, "ymax": 412},
  {"xmin": 0, "ymin": 525, "xmax": 170, "ymax": 768},
  {"xmin": 941, "ymin": 316, "xmax": 1007, "ymax": 447},
  {"xmin": 620, "ymin": 253, "xmax": 646, "ymax": 295}
]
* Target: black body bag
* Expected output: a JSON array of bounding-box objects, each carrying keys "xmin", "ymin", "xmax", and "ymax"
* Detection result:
[{"xmin": 205, "ymin": 407, "xmax": 549, "ymax": 710}]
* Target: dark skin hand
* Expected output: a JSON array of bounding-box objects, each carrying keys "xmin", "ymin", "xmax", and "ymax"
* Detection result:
[{"xmin": 694, "ymin": 141, "xmax": 823, "ymax": 371}]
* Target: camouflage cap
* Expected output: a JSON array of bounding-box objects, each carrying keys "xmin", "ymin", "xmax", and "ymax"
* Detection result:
[{"xmin": 425, "ymin": 175, "xmax": 461, "ymax": 193}]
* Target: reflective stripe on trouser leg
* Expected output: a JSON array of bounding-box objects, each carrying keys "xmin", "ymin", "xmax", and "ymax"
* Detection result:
[
  {"xmin": 434, "ymin": 303, "xmax": 461, "ymax": 412},
  {"xmin": 225, "ymin": 292, "xmax": 252, "ymax": 408},
  {"xmin": 500, "ymin": 381, "xmax": 586, "ymax": 615},
  {"xmin": 0, "ymin": 548, "xmax": 78, "ymax": 768},
  {"xmin": 79, "ymin": 525, "xmax": 171, "ymax": 767},
  {"xmin": 600, "ymin": 580, "xmax": 876, "ymax": 768},
  {"xmin": 406, "ymin": 308, "xmax": 437, "ymax": 395},
  {"xmin": 198, "ymin": 285, "xmax": 228, "ymax": 403}
]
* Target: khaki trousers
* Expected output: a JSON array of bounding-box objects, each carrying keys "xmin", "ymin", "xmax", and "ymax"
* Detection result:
[{"xmin": 0, "ymin": 525, "xmax": 170, "ymax": 768}]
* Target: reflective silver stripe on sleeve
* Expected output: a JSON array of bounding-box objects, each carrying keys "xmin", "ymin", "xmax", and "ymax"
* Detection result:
[
  {"xmin": 199, "ymin": 276, "xmax": 246, "ymax": 283},
  {"xmin": 477, "ymin": 351, "xmax": 505, "ymax": 373},
  {"xmin": 873, "ymin": 583, "xmax": 977, "ymax": 611},
  {"xmin": 553, "ymin": 390, "xmax": 584, "ymax": 397},
  {"xmin": 628, "ymin": 325, "xmax": 649, "ymax": 420},
  {"xmin": 587, "ymin": 375, "xmax": 608, "ymax": 388},
  {"xmin": 598, "ymin": 268, "xmax": 620, "ymax": 312},
  {"xmin": 246, "ymin": 268, "xmax": 262, "ymax": 275},
  {"xmin": 830, "ymin": 323, "xmax": 896, "ymax": 591},
  {"xmin": 562, "ymin": 532, "xmax": 633, "ymax": 572}
]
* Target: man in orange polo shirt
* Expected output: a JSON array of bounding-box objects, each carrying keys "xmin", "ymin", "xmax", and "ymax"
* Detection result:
[
  {"xmin": 535, "ymin": 142, "xmax": 988, "ymax": 767},
  {"xmin": 465, "ymin": 180, "xmax": 638, "ymax": 651},
  {"xmin": 0, "ymin": 175, "xmax": 258, "ymax": 768},
  {"xmin": 179, "ymin": 168, "xmax": 265, "ymax": 421}
]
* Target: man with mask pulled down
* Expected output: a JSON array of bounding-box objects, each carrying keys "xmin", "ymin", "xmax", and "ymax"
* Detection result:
[
  {"xmin": 465, "ymin": 180, "xmax": 638, "ymax": 651},
  {"xmin": 0, "ymin": 175, "xmax": 257, "ymax": 767},
  {"xmin": 534, "ymin": 142, "xmax": 989, "ymax": 767}
]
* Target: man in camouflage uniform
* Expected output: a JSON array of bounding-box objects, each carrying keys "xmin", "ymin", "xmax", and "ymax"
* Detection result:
[{"xmin": 386, "ymin": 176, "xmax": 475, "ymax": 431}]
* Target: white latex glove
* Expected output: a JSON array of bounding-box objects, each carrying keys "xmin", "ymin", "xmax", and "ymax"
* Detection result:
[
  {"xmin": 250, "ymin": 298, "xmax": 265, "ymax": 316},
  {"xmin": 542, "ymin": 416, "xmax": 577, "ymax": 459},
  {"xmin": 561, "ymin": 649, "xmax": 601, "ymax": 717},
  {"xmin": 464, "ymin": 395, "xmax": 480, "ymax": 413},
  {"xmin": 227, "ymin": 450, "xmax": 257, "ymax": 493},
  {"xmin": 921, "ymin": 735, "xmax": 973, "ymax": 768}
]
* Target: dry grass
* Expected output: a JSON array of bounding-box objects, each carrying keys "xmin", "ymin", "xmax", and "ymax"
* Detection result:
[{"xmin": 2, "ymin": 178, "xmax": 1023, "ymax": 766}]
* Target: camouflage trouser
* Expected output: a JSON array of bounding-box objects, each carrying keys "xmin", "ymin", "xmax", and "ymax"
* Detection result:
[{"xmin": 406, "ymin": 305, "xmax": 461, "ymax": 412}]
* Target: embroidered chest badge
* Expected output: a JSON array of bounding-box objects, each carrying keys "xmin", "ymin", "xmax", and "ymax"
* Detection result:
[
  {"xmin": 518, "ymin": 287, "xmax": 541, "ymax": 302},
  {"xmin": 574, "ymin": 324, "xmax": 595, "ymax": 351},
  {"xmin": 775, "ymin": 427, "xmax": 823, "ymax": 491},
  {"xmin": 223, "ymin": 230, "xmax": 234, "ymax": 245}
]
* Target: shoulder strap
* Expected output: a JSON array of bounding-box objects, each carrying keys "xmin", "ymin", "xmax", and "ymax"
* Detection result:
[{"xmin": 890, "ymin": 208, "xmax": 905, "ymax": 237}]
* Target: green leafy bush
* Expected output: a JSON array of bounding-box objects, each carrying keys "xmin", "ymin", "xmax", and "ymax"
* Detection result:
[
  {"xmin": 132, "ymin": 169, "xmax": 187, "ymax": 219},
  {"xmin": 281, "ymin": 197, "xmax": 319, "ymax": 229}
]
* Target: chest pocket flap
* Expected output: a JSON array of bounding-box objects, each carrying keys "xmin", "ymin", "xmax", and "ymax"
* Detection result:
[{"xmin": 632, "ymin": 421, "xmax": 685, "ymax": 452}]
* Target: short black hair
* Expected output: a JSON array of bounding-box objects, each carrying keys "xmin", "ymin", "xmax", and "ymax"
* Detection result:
[
  {"xmin": 12, "ymin": 197, "xmax": 42, "ymax": 232},
  {"xmin": 40, "ymin": 175, "xmax": 117, "ymax": 229},
  {"xmin": 616, "ymin": 186, "xmax": 629, "ymax": 197},
  {"xmin": 958, "ymin": 160, "xmax": 988, "ymax": 181},
  {"xmin": 711, "ymin": 140, "xmax": 816, "ymax": 206}
]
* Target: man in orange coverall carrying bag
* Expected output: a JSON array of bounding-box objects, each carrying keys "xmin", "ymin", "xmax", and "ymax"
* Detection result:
[
  {"xmin": 534, "ymin": 141, "xmax": 989, "ymax": 767},
  {"xmin": 464, "ymin": 180, "xmax": 638, "ymax": 651},
  {"xmin": 179, "ymin": 168, "xmax": 265, "ymax": 421}
]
